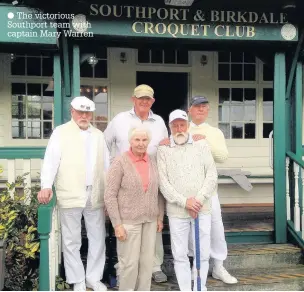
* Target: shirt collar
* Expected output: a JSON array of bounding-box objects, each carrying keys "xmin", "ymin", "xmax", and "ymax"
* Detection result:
[
  {"xmin": 170, "ymin": 134, "xmax": 193, "ymax": 147},
  {"xmin": 129, "ymin": 108, "xmax": 156, "ymax": 121},
  {"xmin": 128, "ymin": 148, "xmax": 149, "ymax": 162},
  {"xmin": 190, "ymin": 121, "xmax": 207, "ymax": 127}
]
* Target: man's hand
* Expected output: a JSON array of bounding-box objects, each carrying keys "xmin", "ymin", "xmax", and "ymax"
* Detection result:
[
  {"xmin": 37, "ymin": 188, "xmax": 53, "ymax": 204},
  {"xmin": 115, "ymin": 224, "xmax": 127, "ymax": 241},
  {"xmin": 159, "ymin": 138, "xmax": 170, "ymax": 146},
  {"xmin": 189, "ymin": 210, "xmax": 198, "ymax": 219},
  {"xmin": 193, "ymin": 134, "xmax": 205, "ymax": 141},
  {"xmin": 157, "ymin": 219, "xmax": 164, "ymax": 232},
  {"xmin": 186, "ymin": 197, "xmax": 202, "ymax": 213}
]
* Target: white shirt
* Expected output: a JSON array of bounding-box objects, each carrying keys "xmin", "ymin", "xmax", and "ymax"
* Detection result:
[
  {"xmin": 104, "ymin": 108, "xmax": 168, "ymax": 158},
  {"xmin": 41, "ymin": 126, "xmax": 110, "ymax": 189}
]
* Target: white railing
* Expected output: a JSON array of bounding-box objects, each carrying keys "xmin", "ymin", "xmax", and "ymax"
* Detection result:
[
  {"xmin": 286, "ymin": 156, "xmax": 304, "ymax": 242},
  {"xmin": 48, "ymin": 205, "xmax": 61, "ymax": 291}
]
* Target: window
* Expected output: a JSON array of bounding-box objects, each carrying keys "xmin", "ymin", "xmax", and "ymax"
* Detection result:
[
  {"xmin": 263, "ymin": 88, "xmax": 273, "ymax": 138},
  {"xmin": 218, "ymin": 88, "xmax": 256, "ymax": 139},
  {"xmin": 218, "ymin": 51, "xmax": 256, "ymax": 81},
  {"xmin": 137, "ymin": 49, "xmax": 189, "ymax": 65},
  {"xmin": 11, "ymin": 54, "xmax": 52, "ymax": 76},
  {"xmin": 12, "ymin": 83, "xmax": 53, "ymax": 139},
  {"xmin": 80, "ymin": 85, "xmax": 108, "ymax": 131},
  {"xmin": 80, "ymin": 47, "xmax": 108, "ymax": 78}
]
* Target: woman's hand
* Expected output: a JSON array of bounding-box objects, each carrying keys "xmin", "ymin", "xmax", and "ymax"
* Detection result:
[
  {"xmin": 157, "ymin": 219, "xmax": 164, "ymax": 232},
  {"xmin": 193, "ymin": 134, "xmax": 205, "ymax": 141},
  {"xmin": 115, "ymin": 224, "xmax": 127, "ymax": 241}
]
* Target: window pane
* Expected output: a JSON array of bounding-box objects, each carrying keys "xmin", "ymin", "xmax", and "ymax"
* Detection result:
[
  {"xmin": 138, "ymin": 49, "xmax": 150, "ymax": 63},
  {"xmin": 151, "ymin": 49, "xmax": 163, "ymax": 63},
  {"xmin": 95, "ymin": 104, "xmax": 108, "ymax": 122},
  {"xmin": 219, "ymin": 123, "xmax": 230, "ymax": 138},
  {"xmin": 232, "ymin": 123, "xmax": 243, "ymax": 138},
  {"xmin": 28, "ymin": 84, "xmax": 41, "ymax": 96},
  {"xmin": 80, "ymin": 62, "xmax": 93, "ymax": 77},
  {"xmin": 176, "ymin": 50, "xmax": 188, "ymax": 64},
  {"xmin": 244, "ymin": 88, "xmax": 256, "ymax": 101},
  {"xmin": 27, "ymin": 57, "xmax": 41, "ymax": 76},
  {"xmin": 42, "ymin": 57, "xmax": 53, "ymax": 76},
  {"xmin": 245, "ymin": 123, "xmax": 255, "ymax": 139},
  {"xmin": 244, "ymin": 64, "xmax": 256, "ymax": 81},
  {"xmin": 244, "ymin": 105, "xmax": 256, "ymax": 121},
  {"xmin": 95, "ymin": 47, "xmax": 107, "ymax": 59},
  {"xmin": 94, "ymin": 60, "xmax": 107, "ymax": 78},
  {"xmin": 27, "ymin": 119, "xmax": 41, "ymax": 139},
  {"xmin": 230, "ymin": 105, "xmax": 244, "ymax": 121},
  {"xmin": 28, "ymin": 103, "xmax": 41, "ymax": 118},
  {"xmin": 219, "ymin": 88, "xmax": 230, "ymax": 104},
  {"xmin": 263, "ymin": 123, "xmax": 273, "ymax": 138},
  {"xmin": 218, "ymin": 52, "xmax": 230, "ymax": 62},
  {"xmin": 231, "ymin": 64, "xmax": 242, "ymax": 81},
  {"xmin": 43, "ymin": 121, "xmax": 53, "ymax": 138},
  {"xmin": 263, "ymin": 88, "xmax": 273, "ymax": 102},
  {"xmin": 80, "ymin": 85, "xmax": 93, "ymax": 100},
  {"xmin": 263, "ymin": 64, "xmax": 273, "ymax": 81},
  {"xmin": 94, "ymin": 90, "xmax": 107, "ymax": 103},
  {"xmin": 12, "ymin": 83, "xmax": 26, "ymax": 95},
  {"xmin": 43, "ymin": 103, "xmax": 53, "ymax": 120},
  {"xmin": 231, "ymin": 52, "xmax": 243, "ymax": 63},
  {"xmin": 12, "ymin": 119, "xmax": 26, "ymax": 139},
  {"xmin": 244, "ymin": 53, "xmax": 255, "ymax": 63},
  {"xmin": 12, "ymin": 102, "xmax": 26, "ymax": 119},
  {"xmin": 218, "ymin": 105, "xmax": 230, "ymax": 122},
  {"xmin": 11, "ymin": 56, "xmax": 26, "ymax": 75},
  {"xmin": 218, "ymin": 64, "xmax": 230, "ymax": 80},
  {"xmin": 231, "ymin": 88, "xmax": 243, "ymax": 102},
  {"xmin": 164, "ymin": 49, "xmax": 176, "ymax": 64}
]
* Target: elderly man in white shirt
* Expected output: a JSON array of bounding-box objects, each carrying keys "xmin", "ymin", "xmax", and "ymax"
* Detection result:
[
  {"xmin": 104, "ymin": 84, "xmax": 168, "ymax": 284},
  {"xmin": 157, "ymin": 109, "xmax": 218, "ymax": 291},
  {"xmin": 38, "ymin": 96, "xmax": 110, "ymax": 291}
]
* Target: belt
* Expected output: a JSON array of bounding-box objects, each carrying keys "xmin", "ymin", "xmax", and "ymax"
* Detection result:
[{"xmin": 86, "ymin": 185, "xmax": 92, "ymax": 191}]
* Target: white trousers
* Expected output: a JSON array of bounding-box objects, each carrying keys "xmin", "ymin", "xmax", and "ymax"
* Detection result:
[
  {"xmin": 188, "ymin": 195, "xmax": 227, "ymax": 263},
  {"xmin": 152, "ymin": 232, "xmax": 164, "ymax": 272},
  {"xmin": 59, "ymin": 191, "xmax": 106, "ymax": 284},
  {"xmin": 169, "ymin": 214, "xmax": 211, "ymax": 291}
]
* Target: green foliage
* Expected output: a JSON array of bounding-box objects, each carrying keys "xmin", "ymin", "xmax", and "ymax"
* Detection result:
[
  {"xmin": 56, "ymin": 276, "xmax": 70, "ymax": 291},
  {"xmin": 1, "ymin": 173, "xmax": 40, "ymax": 291}
]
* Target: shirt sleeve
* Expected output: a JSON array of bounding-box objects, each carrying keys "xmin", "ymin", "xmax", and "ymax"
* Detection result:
[
  {"xmin": 103, "ymin": 118, "xmax": 116, "ymax": 153},
  {"xmin": 40, "ymin": 128, "xmax": 61, "ymax": 189},
  {"xmin": 206, "ymin": 128, "xmax": 229, "ymax": 163},
  {"xmin": 157, "ymin": 147, "xmax": 187, "ymax": 208},
  {"xmin": 103, "ymin": 138, "xmax": 110, "ymax": 171},
  {"xmin": 195, "ymin": 142, "xmax": 218, "ymax": 204}
]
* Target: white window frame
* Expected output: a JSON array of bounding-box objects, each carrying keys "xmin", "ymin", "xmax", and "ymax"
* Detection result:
[{"xmin": 214, "ymin": 52, "xmax": 273, "ymax": 147}]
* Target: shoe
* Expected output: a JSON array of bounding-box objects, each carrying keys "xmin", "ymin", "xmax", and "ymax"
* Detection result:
[
  {"xmin": 73, "ymin": 280, "xmax": 86, "ymax": 291},
  {"xmin": 212, "ymin": 266, "xmax": 238, "ymax": 284},
  {"xmin": 152, "ymin": 271, "xmax": 167, "ymax": 283},
  {"xmin": 86, "ymin": 280, "xmax": 107, "ymax": 291}
]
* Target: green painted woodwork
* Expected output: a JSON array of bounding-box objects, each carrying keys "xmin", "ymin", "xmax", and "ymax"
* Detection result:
[
  {"xmin": 0, "ymin": 147, "xmax": 45, "ymax": 159},
  {"xmin": 54, "ymin": 54, "xmax": 63, "ymax": 127},
  {"xmin": 37, "ymin": 189, "xmax": 56, "ymax": 291},
  {"xmin": 0, "ymin": 4, "xmax": 57, "ymax": 45},
  {"xmin": 225, "ymin": 231, "xmax": 274, "ymax": 244},
  {"xmin": 295, "ymin": 62, "xmax": 303, "ymax": 157},
  {"xmin": 286, "ymin": 151, "xmax": 304, "ymax": 168},
  {"xmin": 273, "ymin": 52, "xmax": 287, "ymax": 243},
  {"xmin": 72, "ymin": 45, "xmax": 80, "ymax": 97},
  {"xmin": 287, "ymin": 221, "xmax": 304, "ymax": 249}
]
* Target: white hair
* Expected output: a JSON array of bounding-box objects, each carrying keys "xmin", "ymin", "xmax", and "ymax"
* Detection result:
[{"xmin": 128, "ymin": 125, "xmax": 152, "ymax": 143}]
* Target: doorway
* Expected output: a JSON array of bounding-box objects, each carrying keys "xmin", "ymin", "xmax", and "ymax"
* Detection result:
[{"xmin": 136, "ymin": 72, "xmax": 189, "ymax": 126}]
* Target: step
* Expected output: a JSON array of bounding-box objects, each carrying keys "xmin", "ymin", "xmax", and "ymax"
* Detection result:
[
  {"xmin": 162, "ymin": 244, "xmax": 303, "ymax": 276},
  {"xmin": 148, "ymin": 265, "xmax": 304, "ymax": 291}
]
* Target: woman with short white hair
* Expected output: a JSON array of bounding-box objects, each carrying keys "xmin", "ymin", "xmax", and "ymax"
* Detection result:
[{"xmin": 104, "ymin": 125, "xmax": 164, "ymax": 291}]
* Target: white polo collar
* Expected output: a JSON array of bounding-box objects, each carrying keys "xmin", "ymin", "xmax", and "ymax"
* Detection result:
[{"xmin": 129, "ymin": 108, "xmax": 156, "ymax": 121}]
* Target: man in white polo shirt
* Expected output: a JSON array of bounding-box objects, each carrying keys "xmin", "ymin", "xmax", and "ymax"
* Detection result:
[
  {"xmin": 38, "ymin": 96, "xmax": 110, "ymax": 291},
  {"xmin": 104, "ymin": 84, "xmax": 168, "ymax": 283}
]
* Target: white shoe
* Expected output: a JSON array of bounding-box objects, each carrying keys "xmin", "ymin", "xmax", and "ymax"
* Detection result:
[
  {"xmin": 73, "ymin": 280, "xmax": 86, "ymax": 291},
  {"xmin": 86, "ymin": 280, "xmax": 107, "ymax": 291},
  {"xmin": 212, "ymin": 266, "xmax": 238, "ymax": 284}
]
